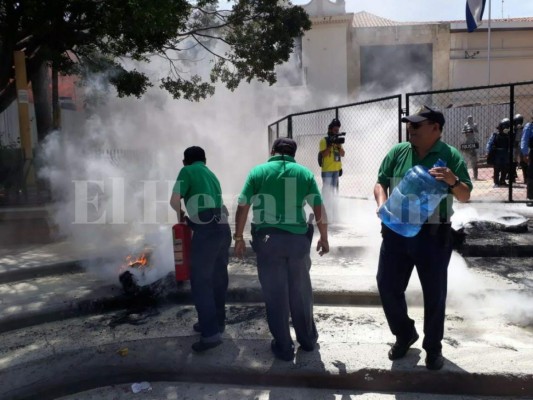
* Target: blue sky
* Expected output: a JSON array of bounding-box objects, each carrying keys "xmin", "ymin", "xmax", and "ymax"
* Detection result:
[{"xmin": 291, "ymin": 0, "xmax": 533, "ymax": 22}]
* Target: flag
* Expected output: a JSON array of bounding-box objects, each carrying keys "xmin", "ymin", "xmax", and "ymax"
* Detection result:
[{"xmin": 466, "ymin": 0, "xmax": 487, "ymax": 32}]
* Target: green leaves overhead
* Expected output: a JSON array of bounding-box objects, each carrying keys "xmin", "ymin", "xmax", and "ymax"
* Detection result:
[{"xmin": 0, "ymin": 0, "xmax": 311, "ymax": 109}]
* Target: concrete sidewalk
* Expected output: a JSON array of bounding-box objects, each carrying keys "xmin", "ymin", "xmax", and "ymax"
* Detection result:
[{"xmin": 0, "ymin": 200, "xmax": 532, "ymax": 399}]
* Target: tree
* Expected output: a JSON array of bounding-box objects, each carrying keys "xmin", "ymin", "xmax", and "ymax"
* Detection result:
[{"xmin": 0, "ymin": 0, "xmax": 311, "ymax": 139}]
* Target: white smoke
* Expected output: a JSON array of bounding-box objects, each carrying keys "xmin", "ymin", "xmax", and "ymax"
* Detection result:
[{"xmin": 38, "ymin": 55, "xmax": 314, "ymax": 285}]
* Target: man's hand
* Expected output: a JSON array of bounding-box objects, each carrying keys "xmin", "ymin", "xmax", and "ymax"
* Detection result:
[
  {"xmin": 316, "ymin": 237, "xmax": 329, "ymax": 256},
  {"xmin": 234, "ymin": 240, "xmax": 246, "ymax": 259},
  {"xmin": 429, "ymin": 166, "xmax": 456, "ymax": 186}
]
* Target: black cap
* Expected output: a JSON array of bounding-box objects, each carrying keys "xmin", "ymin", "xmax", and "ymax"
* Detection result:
[
  {"xmin": 401, "ymin": 105, "xmax": 445, "ymax": 129},
  {"xmin": 183, "ymin": 146, "xmax": 206, "ymax": 165},
  {"xmin": 328, "ymin": 118, "xmax": 341, "ymax": 129},
  {"xmin": 272, "ymin": 137, "xmax": 297, "ymax": 157}
]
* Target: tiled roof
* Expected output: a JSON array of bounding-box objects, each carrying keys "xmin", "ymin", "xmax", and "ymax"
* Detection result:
[
  {"xmin": 351, "ymin": 11, "xmax": 533, "ymax": 28},
  {"xmin": 351, "ymin": 11, "xmax": 400, "ymax": 27},
  {"xmin": 447, "ymin": 16, "xmax": 533, "ymax": 23}
]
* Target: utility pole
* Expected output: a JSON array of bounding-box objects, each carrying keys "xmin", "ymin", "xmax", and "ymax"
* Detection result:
[{"xmin": 13, "ymin": 50, "xmax": 35, "ymax": 186}]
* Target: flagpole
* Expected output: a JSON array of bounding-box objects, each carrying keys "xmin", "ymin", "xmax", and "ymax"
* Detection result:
[{"xmin": 488, "ymin": 0, "xmax": 492, "ymax": 85}]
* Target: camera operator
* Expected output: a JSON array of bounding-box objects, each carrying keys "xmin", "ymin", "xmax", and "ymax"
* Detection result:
[{"xmin": 319, "ymin": 118, "xmax": 345, "ymax": 195}]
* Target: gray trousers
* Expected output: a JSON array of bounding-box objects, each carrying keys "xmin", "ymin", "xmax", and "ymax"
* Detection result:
[{"xmin": 252, "ymin": 231, "xmax": 318, "ymax": 353}]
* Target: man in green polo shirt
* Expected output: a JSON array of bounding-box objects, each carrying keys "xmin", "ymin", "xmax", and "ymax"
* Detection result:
[
  {"xmin": 170, "ymin": 146, "xmax": 231, "ymax": 353},
  {"xmin": 234, "ymin": 137, "xmax": 329, "ymax": 361},
  {"xmin": 374, "ymin": 106, "xmax": 472, "ymax": 371}
]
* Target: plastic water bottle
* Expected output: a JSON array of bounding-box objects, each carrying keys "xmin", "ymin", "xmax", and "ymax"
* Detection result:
[{"xmin": 378, "ymin": 159, "xmax": 448, "ymax": 237}]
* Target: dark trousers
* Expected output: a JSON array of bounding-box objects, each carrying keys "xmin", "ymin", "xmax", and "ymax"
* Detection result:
[
  {"xmin": 493, "ymin": 165, "xmax": 509, "ymax": 185},
  {"xmin": 526, "ymin": 149, "xmax": 533, "ymax": 200},
  {"xmin": 189, "ymin": 219, "xmax": 231, "ymax": 341},
  {"xmin": 252, "ymin": 231, "xmax": 318, "ymax": 353},
  {"xmin": 377, "ymin": 223, "xmax": 452, "ymax": 353}
]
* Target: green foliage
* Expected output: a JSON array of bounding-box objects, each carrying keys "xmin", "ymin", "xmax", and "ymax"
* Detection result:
[{"xmin": 0, "ymin": 0, "xmax": 311, "ymax": 109}]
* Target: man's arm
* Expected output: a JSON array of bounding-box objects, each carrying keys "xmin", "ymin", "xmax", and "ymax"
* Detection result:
[
  {"xmin": 234, "ymin": 203, "xmax": 250, "ymax": 258},
  {"xmin": 169, "ymin": 193, "xmax": 185, "ymax": 222},
  {"xmin": 320, "ymin": 139, "xmax": 332, "ymax": 157},
  {"xmin": 312, "ymin": 204, "xmax": 329, "ymax": 256},
  {"xmin": 338, "ymin": 145, "xmax": 345, "ymax": 157},
  {"xmin": 374, "ymin": 183, "xmax": 388, "ymax": 213}
]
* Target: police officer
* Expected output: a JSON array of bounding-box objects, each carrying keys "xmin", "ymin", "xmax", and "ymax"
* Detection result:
[
  {"xmin": 520, "ymin": 112, "xmax": 533, "ymax": 205},
  {"xmin": 514, "ymin": 114, "xmax": 527, "ymax": 183},
  {"xmin": 460, "ymin": 115, "xmax": 479, "ymax": 180},
  {"xmin": 234, "ymin": 137, "xmax": 329, "ymax": 361},
  {"xmin": 169, "ymin": 146, "xmax": 231, "ymax": 352},
  {"xmin": 487, "ymin": 119, "xmax": 511, "ymax": 188}
]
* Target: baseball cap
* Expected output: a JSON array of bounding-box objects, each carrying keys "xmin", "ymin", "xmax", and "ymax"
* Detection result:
[
  {"xmin": 328, "ymin": 118, "xmax": 341, "ymax": 129},
  {"xmin": 401, "ymin": 105, "xmax": 445, "ymax": 129},
  {"xmin": 272, "ymin": 137, "xmax": 297, "ymax": 157}
]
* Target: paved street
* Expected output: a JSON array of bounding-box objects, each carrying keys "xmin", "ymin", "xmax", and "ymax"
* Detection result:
[{"xmin": 0, "ymin": 200, "xmax": 532, "ymax": 399}]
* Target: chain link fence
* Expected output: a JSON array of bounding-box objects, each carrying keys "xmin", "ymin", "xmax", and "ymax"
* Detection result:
[
  {"xmin": 406, "ymin": 81, "xmax": 533, "ymax": 202},
  {"xmin": 268, "ymin": 95, "xmax": 402, "ymax": 198},
  {"xmin": 269, "ymin": 81, "xmax": 533, "ymax": 202}
]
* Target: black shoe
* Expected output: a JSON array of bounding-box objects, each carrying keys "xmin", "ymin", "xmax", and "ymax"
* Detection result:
[
  {"xmin": 388, "ymin": 330, "xmax": 419, "ymax": 360},
  {"xmin": 191, "ymin": 339, "xmax": 222, "ymax": 353},
  {"xmin": 299, "ymin": 342, "xmax": 315, "ymax": 352},
  {"xmin": 193, "ymin": 322, "xmax": 225, "ymax": 334},
  {"xmin": 271, "ymin": 339, "xmax": 295, "ymax": 361},
  {"xmin": 425, "ymin": 351, "xmax": 445, "ymax": 370}
]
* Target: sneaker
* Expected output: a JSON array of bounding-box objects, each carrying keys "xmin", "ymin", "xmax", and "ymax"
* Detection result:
[
  {"xmin": 193, "ymin": 322, "xmax": 225, "ymax": 334},
  {"xmin": 492, "ymin": 184, "xmax": 500, "ymax": 188},
  {"xmin": 425, "ymin": 351, "xmax": 445, "ymax": 370},
  {"xmin": 388, "ymin": 330, "xmax": 419, "ymax": 360},
  {"xmin": 191, "ymin": 339, "xmax": 222, "ymax": 353},
  {"xmin": 271, "ymin": 339, "xmax": 295, "ymax": 361}
]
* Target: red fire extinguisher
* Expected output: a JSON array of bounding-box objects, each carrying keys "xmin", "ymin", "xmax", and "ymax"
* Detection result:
[{"xmin": 172, "ymin": 222, "xmax": 192, "ymax": 281}]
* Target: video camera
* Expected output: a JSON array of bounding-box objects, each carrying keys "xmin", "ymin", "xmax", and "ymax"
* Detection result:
[{"xmin": 326, "ymin": 132, "xmax": 346, "ymax": 145}]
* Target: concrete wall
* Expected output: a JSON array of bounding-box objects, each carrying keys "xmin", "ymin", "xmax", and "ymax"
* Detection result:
[
  {"xmin": 450, "ymin": 27, "xmax": 533, "ymax": 87},
  {"xmin": 302, "ymin": 15, "xmax": 352, "ymax": 103}
]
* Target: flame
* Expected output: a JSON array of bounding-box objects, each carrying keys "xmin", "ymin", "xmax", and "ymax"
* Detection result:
[{"xmin": 119, "ymin": 251, "xmax": 152, "ymax": 274}]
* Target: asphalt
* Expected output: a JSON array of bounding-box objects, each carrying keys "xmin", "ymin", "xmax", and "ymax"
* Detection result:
[{"xmin": 1, "ymin": 200, "xmax": 533, "ymax": 399}]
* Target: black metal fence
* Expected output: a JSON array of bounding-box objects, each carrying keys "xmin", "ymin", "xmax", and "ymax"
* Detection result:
[
  {"xmin": 268, "ymin": 95, "xmax": 402, "ymax": 199},
  {"xmin": 268, "ymin": 81, "xmax": 533, "ymax": 202},
  {"xmin": 406, "ymin": 81, "xmax": 533, "ymax": 202}
]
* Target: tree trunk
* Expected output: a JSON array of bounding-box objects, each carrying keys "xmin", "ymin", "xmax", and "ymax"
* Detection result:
[{"xmin": 30, "ymin": 63, "xmax": 52, "ymax": 143}]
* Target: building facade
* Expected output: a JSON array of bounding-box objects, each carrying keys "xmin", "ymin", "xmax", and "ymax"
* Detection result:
[{"xmin": 289, "ymin": 0, "xmax": 533, "ymax": 104}]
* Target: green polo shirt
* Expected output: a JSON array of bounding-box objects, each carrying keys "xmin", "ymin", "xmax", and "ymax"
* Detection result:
[
  {"xmin": 172, "ymin": 161, "xmax": 224, "ymax": 218},
  {"xmin": 377, "ymin": 140, "xmax": 473, "ymax": 220},
  {"xmin": 238, "ymin": 155, "xmax": 323, "ymax": 234}
]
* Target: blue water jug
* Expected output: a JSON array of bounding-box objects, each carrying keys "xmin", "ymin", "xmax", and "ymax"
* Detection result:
[{"xmin": 378, "ymin": 159, "xmax": 448, "ymax": 237}]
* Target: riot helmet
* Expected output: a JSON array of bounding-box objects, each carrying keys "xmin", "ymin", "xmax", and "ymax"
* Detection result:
[
  {"xmin": 499, "ymin": 118, "xmax": 511, "ymax": 133},
  {"xmin": 514, "ymin": 114, "xmax": 524, "ymax": 127}
]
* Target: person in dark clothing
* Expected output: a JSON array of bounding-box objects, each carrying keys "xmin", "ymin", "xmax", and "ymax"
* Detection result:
[
  {"xmin": 170, "ymin": 146, "xmax": 231, "ymax": 352},
  {"xmin": 520, "ymin": 112, "xmax": 533, "ymax": 205},
  {"xmin": 486, "ymin": 118, "xmax": 511, "ymax": 188}
]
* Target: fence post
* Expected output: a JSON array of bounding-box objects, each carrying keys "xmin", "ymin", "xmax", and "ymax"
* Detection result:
[
  {"xmin": 14, "ymin": 50, "xmax": 35, "ymax": 187},
  {"xmin": 509, "ymin": 84, "xmax": 515, "ymax": 201},
  {"xmin": 288, "ymin": 116, "xmax": 293, "ymax": 139},
  {"xmin": 398, "ymin": 95, "xmax": 403, "ymax": 143}
]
